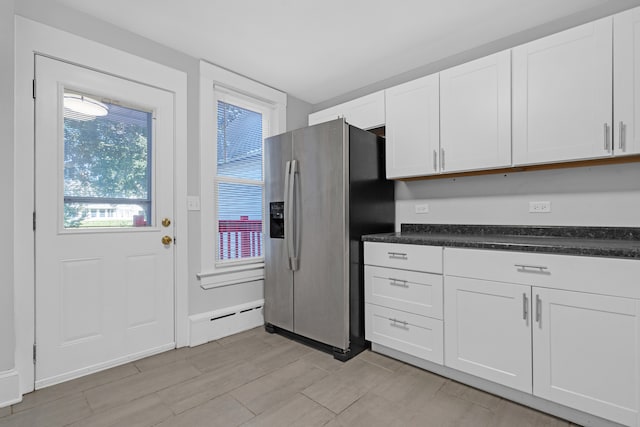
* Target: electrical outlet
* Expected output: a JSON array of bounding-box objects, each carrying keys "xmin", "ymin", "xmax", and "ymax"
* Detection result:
[
  {"xmin": 415, "ymin": 203, "xmax": 429, "ymax": 214},
  {"xmin": 529, "ymin": 201, "xmax": 551, "ymax": 213}
]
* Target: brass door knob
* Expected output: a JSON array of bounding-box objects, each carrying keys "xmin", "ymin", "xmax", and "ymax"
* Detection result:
[
  {"xmin": 161, "ymin": 235, "xmax": 173, "ymax": 245},
  {"xmin": 162, "ymin": 218, "xmax": 171, "ymax": 227}
]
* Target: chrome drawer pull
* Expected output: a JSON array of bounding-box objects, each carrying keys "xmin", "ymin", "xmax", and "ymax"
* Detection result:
[
  {"xmin": 387, "ymin": 252, "xmax": 408, "ymax": 260},
  {"xmin": 389, "ymin": 318, "xmax": 409, "ymax": 329},
  {"xmin": 389, "ymin": 278, "xmax": 409, "ymax": 288},
  {"xmin": 514, "ymin": 264, "xmax": 548, "ymax": 272}
]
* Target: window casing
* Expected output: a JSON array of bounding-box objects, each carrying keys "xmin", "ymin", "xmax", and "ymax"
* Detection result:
[{"xmin": 199, "ymin": 61, "xmax": 286, "ymax": 277}]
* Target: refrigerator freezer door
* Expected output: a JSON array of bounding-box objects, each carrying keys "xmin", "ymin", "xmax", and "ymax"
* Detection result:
[
  {"xmin": 292, "ymin": 120, "xmax": 349, "ymax": 350},
  {"xmin": 264, "ymin": 132, "xmax": 294, "ymax": 331}
]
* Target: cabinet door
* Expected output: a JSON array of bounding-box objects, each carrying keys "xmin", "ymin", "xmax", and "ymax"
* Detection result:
[
  {"xmin": 440, "ymin": 50, "xmax": 511, "ymax": 173},
  {"xmin": 614, "ymin": 6, "xmax": 640, "ymax": 156},
  {"xmin": 513, "ymin": 18, "xmax": 613, "ymax": 165},
  {"xmin": 385, "ymin": 74, "xmax": 440, "ymax": 178},
  {"xmin": 308, "ymin": 91, "xmax": 385, "ymax": 130},
  {"xmin": 533, "ymin": 288, "xmax": 640, "ymax": 426},
  {"xmin": 444, "ymin": 276, "xmax": 532, "ymax": 393},
  {"xmin": 308, "ymin": 105, "xmax": 341, "ymax": 126},
  {"xmin": 342, "ymin": 90, "xmax": 385, "ymax": 130}
]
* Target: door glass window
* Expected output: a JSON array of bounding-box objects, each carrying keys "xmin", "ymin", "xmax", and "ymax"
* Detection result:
[{"xmin": 63, "ymin": 90, "xmax": 153, "ymax": 228}]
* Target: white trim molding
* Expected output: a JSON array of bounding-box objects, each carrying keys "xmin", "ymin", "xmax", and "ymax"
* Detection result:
[
  {"xmin": 199, "ymin": 60, "xmax": 286, "ymax": 281},
  {"xmin": 14, "ymin": 16, "xmax": 189, "ymax": 395},
  {"xmin": 0, "ymin": 370, "xmax": 21, "ymax": 408}
]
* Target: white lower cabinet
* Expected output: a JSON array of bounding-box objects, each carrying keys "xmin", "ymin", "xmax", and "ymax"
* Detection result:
[
  {"xmin": 364, "ymin": 242, "xmax": 444, "ymax": 365},
  {"xmin": 444, "ymin": 276, "xmax": 533, "ymax": 393},
  {"xmin": 533, "ymin": 287, "xmax": 640, "ymax": 427},
  {"xmin": 365, "ymin": 243, "xmax": 640, "ymax": 426}
]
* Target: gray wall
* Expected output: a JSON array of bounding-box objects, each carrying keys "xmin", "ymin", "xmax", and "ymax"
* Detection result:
[
  {"xmin": 1, "ymin": 0, "xmax": 15, "ymax": 372},
  {"xmin": 396, "ymin": 163, "xmax": 640, "ymax": 228},
  {"xmin": 13, "ymin": 0, "xmax": 313, "ymax": 320}
]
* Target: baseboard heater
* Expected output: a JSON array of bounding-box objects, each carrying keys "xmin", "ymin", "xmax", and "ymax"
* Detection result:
[{"xmin": 189, "ymin": 299, "xmax": 264, "ymax": 347}]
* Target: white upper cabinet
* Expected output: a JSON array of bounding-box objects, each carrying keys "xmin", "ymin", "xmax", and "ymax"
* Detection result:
[
  {"xmin": 308, "ymin": 90, "xmax": 385, "ymax": 130},
  {"xmin": 513, "ymin": 18, "xmax": 613, "ymax": 165},
  {"xmin": 614, "ymin": 7, "xmax": 640, "ymax": 156},
  {"xmin": 385, "ymin": 73, "xmax": 440, "ymax": 179},
  {"xmin": 440, "ymin": 50, "xmax": 512, "ymax": 173}
]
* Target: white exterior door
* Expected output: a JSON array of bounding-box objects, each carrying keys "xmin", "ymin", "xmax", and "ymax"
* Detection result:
[
  {"xmin": 439, "ymin": 50, "xmax": 511, "ymax": 173},
  {"xmin": 532, "ymin": 287, "xmax": 640, "ymax": 427},
  {"xmin": 444, "ymin": 276, "xmax": 532, "ymax": 393},
  {"xmin": 34, "ymin": 55, "xmax": 176, "ymax": 388},
  {"xmin": 614, "ymin": 6, "xmax": 640, "ymax": 157},
  {"xmin": 512, "ymin": 17, "xmax": 613, "ymax": 165},
  {"xmin": 385, "ymin": 73, "xmax": 440, "ymax": 178}
]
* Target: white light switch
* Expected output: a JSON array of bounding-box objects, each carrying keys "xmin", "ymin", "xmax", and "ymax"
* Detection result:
[
  {"xmin": 415, "ymin": 203, "xmax": 429, "ymax": 214},
  {"xmin": 187, "ymin": 196, "xmax": 200, "ymax": 211}
]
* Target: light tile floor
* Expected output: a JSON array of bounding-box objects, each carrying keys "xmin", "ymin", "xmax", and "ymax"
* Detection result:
[{"xmin": 0, "ymin": 327, "xmax": 578, "ymax": 426}]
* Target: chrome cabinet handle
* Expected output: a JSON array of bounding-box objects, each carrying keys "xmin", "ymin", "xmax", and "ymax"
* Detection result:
[
  {"xmin": 604, "ymin": 123, "xmax": 610, "ymax": 152},
  {"xmin": 387, "ymin": 252, "xmax": 408, "ymax": 260},
  {"xmin": 514, "ymin": 264, "xmax": 548, "ymax": 272},
  {"xmin": 389, "ymin": 278, "xmax": 409, "ymax": 288},
  {"xmin": 523, "ymin": 293, "xmax": 528, "ymax": 321},
  {"xmin": 433, "ymin": 150, "xmax": 437, "ymax": 171},
  {"xmin": 535, "ymin": 294, "xmax": 542, "ymax": 327},
  {"xmin": 440, "ymin": 147, "xmax": 445, "ymax": 170},
  {"xmin": 619, "ymin": 121, "xmax": 626, "ymax": 152},
  {"xmin": 389, "ymin": 318, "xmax": 409, "ymax": 329}
]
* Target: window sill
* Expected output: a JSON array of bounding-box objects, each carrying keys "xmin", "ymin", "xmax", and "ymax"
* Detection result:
[{"xmin": 197, "ymin": 262, "xmax": 265, "ymax": 289}]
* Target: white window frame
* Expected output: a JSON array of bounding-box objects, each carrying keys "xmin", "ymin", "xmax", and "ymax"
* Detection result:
[{"xmin": 199, "ymin": 61, "xmax": 286, "ymax": 278}]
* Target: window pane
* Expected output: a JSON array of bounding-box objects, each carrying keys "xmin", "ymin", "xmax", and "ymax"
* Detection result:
[
  {"xmin": 217, "ymin": 182, "xmax": 263, "ymax": 260},
  {"xmin": 217, "ymin": 101, "xmax": 263, "ymax": 180},
  {"xmin": 63, "ymin": 91, "xmax": 152, "ymax": 228}
]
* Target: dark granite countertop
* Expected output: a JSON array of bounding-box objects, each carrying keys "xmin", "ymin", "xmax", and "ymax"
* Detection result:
[{"xmin": 362, "ymin": 224, "xmax": 640, "ymax": 259}]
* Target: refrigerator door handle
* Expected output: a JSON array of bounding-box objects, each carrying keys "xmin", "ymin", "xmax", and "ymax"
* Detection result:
[
  {"xmin": 283, "ymin": 160, "xmax": 293, "ymax": 270},
  {"xmin": 290, "ymin": 160, "xmax": 300, "ymax": 271}
]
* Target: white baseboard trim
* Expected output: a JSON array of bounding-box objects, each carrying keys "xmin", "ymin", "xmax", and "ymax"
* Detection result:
[
  {"xmin": 189, "ymin": 299, "xmax": 264, "ymax": 347},
  {"xmin": 0, "ymin": 370, "xmax": 21, "ymax": 408}
]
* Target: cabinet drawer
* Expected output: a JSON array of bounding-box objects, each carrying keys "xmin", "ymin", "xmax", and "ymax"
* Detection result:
[
  {"xmin": 364, "ymin": 242, "xmax": 442, "ymax": 273},
  {"xmin": 365, "ymin": 265, "xmax": 443, "ymax": 319},
  {"xmin": 365, "ymin": 303, "xmax": 443, "ymax": 364},
  {"xmin": 444, "ymin": 248, "xmax": 640, "ymax": 299}
]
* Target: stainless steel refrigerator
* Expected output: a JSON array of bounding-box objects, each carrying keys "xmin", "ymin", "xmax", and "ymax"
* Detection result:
[{"xmin": 264, "ymin": 118, "xmax": 394, "ymax": 360}]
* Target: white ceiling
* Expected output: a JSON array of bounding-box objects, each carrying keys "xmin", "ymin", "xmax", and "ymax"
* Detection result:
[{"xmin": 47, "ymin": 0, "xmax": 638, "ymax": 105}]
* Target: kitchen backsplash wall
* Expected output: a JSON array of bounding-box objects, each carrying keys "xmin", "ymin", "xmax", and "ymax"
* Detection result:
[{"xmin": 395, "ymin": 162, "xmax": 640, "ymax": 229}]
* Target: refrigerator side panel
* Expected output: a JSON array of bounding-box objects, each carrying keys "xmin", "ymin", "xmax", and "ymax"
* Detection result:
[
  {"xmin": 292, "ymin": 120, "xmax": 349, "ymax": 350},
  {"xmin": 264, "ymin": 133, "xmax": 294, "ymax": 331},
  {"xmin": 348, "ymin": 125, "xmax": 395, "ymax": 346}
]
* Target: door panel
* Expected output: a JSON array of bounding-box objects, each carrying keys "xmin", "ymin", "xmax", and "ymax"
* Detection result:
[
  {"xmin": 264, "ymin": 132, "xmax": 294, "ymax": 330},
  {"xmin": 513, "ymin": 17, "xmax": 613, "ymax": 164},
  {"xmin": 35, "ymin": 55, "xmax": 175, "ymax": 388},
  {"xmin": 444, "ymin": 276, "xmax": 533, "ymax": 393},
  {"xmin": 440, "ymin": 50, "xmax": 511, "ymax": 173},
  {"xmin": 533, "ymin": 288, "xmax": 639, "ymax": 426},
  {"xmin": 614, "ymin": 7, "xmax": 640, "ymax": 156},
  {"xmin": 292, "ymin": 120, "xmax": 348, "ymax": 349}
]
